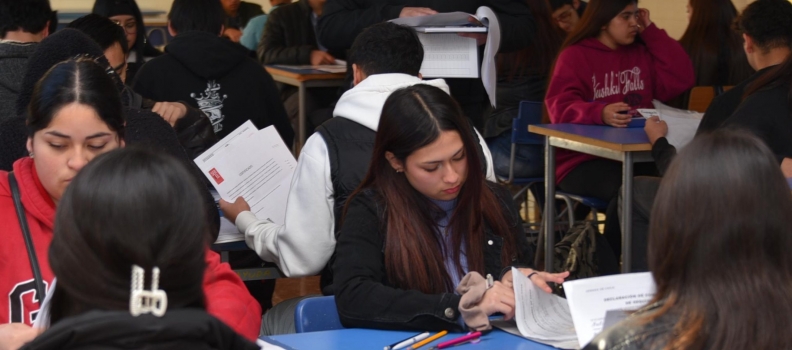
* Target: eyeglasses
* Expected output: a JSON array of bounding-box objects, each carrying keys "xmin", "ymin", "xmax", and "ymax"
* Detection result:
[
  {"xmin": 113, "ymin": 20, "xmax": 138, "ymax": 34},
  {"xmin": 553, "ymin": 7, "xmax": 574, "ymax": 23}
]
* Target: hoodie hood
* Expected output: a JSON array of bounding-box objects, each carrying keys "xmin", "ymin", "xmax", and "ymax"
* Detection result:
[
  {"xmin": 0, "ymin": 41, "xmax": 37, "ymax": 98},
  {"xmin": 332, "ymin": 73, "xmax": 450, "ymax": 131},
  {"xmin": 166, "ymin": 31, "xmax": 249, "ymax": 80}
]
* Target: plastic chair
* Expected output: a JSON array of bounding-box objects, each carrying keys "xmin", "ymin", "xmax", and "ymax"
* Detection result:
[
  {"xmin": 498, "ymin": 101, "xmax": 546, "ymax": 228},
  {"xmin": 688, "ymin": 86, "xmax": 734, "ymax": 113},
  {"xmin": 293, "ymin": 296, "xmax": 344, "ymax": 333}
]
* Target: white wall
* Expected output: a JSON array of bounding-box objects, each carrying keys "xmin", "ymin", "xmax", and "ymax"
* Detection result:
[{"xmin": 52, "ymin": 0, "xmax": 761, "ymax": 39}]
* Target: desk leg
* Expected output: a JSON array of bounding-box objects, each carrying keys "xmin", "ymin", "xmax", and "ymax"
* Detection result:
[
  {"xmin": 544, "ymin": 138, "xmax": 556, "ymax": 272},
  {"xmin": 621, "ymin": 152, "xmax": 633, "ymax": 273},
  {"xmin": 296, "ymin": 82, "xmax": 307, "ymax": 156}
]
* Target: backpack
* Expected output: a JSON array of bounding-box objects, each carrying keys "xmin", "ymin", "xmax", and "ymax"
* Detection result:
[{"xmin": 535, "ymin": 222, "xmax": 599, "ymax": 297}]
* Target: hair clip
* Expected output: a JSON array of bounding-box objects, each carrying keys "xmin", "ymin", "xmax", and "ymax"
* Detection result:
[{"xmin": 129, "ymin": 265, "xmax": 168, "ymax": 317}]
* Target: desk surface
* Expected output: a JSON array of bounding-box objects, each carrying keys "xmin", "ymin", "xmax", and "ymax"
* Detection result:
[
  {"xmin": 265, "ymin": 328, "xmax": 555, "ymax": 350},
  {"xmin": 529, "ymin": 124, "xmax": 651, "ymax": 152},
  {"xmin": 265, "ymin": 66, "xmax": 346, "ymax": 82}
]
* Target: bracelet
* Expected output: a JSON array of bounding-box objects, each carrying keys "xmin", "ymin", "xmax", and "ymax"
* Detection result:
[{"xmin": 526, "ymin": 272, "xmax": 537, "ymax": 279}]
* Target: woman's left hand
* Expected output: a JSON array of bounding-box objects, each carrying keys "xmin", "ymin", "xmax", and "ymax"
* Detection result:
[
  {"xmin": 501, "ymin": 268, "xmax": 570, "ymax": 294},
  {"xmin": 636, "ymin": 8, "xmax": 652, "ymax": 33}
]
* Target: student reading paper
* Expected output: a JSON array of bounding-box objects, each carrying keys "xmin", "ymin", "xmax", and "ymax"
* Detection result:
[{"xmin": 333, "ymin": 84, "xmax": 567, "ymax": 331}]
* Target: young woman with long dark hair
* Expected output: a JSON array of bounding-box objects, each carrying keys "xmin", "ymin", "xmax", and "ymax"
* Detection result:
[
  {"xmin": 333, "ymin": 84, "xmax": 568, "ymax": 331},
  {"xmin": 19, "ymin": 148, "xmax": 259, "ymax": 349},
  {"xmin": 673, "ymin": 0, "xmax": 753, "ymax": 107},
  {"xmin": 544, "ymin": 0, "xmax": 694, "ymax": 264},
  {"xmin": 0, "ymin": 58, "xmax": 259, "ymax": 349},
  {"xmin": 587, "ymin": 129, "xmax": 792, "ymax": 349}
]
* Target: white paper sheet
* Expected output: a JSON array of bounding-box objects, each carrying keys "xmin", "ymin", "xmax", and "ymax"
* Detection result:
[
  {"xmin": 563, "ymin": 272, "xmax": 656, "ymax": 347},
  {"xmin": 512, "ymin": 268, "xmax": 578, "ymax": 343},
  {"xmin": 493, "ymin": 320, "xmax": 579, "ymax": 349},
  {"xmin": 650, "ymin": 99, "xmax": 705, "ymax": 150},
  {"xmin": 195, "ymin": 122, "xmax": 297, "ymax": 232},
  {"xmin": 391, "ymin": 7, "xmax": 500, "ymax": 107},
  {"xmin": 417, "ymin": 33, "xmax": 479, "ymax": 78}
]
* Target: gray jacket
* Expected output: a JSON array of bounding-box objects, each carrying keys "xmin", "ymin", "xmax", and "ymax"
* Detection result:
[
  {"xmin": 584, "ymin": 301, "xmax": 676, "ymax": 350},
  {"xmin": 0, "ymin": 41, "xmax": 37, "ymax": 122}
]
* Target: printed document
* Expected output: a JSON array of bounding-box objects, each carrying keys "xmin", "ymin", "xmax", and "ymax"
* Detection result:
[
  {"xmin": 391, "ymin": 7, "xmax": 501, "ymax": 107},
  {"xmin": 195, "ymin": 121, "xmax": 297, "ymax": 244},
  {"xmin": 563, "ymin": 272, "xmax": 656, "ymax": 347},
  {"xmin": 638, "ymin": 100, "xmax": 704, "ymax": 149},
  {"xmin": 510, "ymin": 267, "xmax": 579, "ymax": 349}
]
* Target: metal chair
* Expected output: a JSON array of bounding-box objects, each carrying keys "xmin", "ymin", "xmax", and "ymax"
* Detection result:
[{"xmin": 293, "ymin": 296, "xmax": 344, "ymax": 333}]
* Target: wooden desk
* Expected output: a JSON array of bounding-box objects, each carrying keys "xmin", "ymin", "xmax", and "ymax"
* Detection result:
[
  {"xmin": 265, "ymin": 66, "xmax": 346, "ymax": 156},
  {"xmin": 529, "ymin": 124, "xmax": 652, "ymax": 273}
]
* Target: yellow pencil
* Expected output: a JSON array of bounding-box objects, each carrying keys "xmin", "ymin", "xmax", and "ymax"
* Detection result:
[{"xmin": 409, "ymin": 331, "xmax": 448, "ymax": 350}]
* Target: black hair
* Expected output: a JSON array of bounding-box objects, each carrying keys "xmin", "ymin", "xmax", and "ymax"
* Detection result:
[
  {"xmin": 736, "ymin": 0, "xmax": 792, "ymax": 52},
  {"xmin": 27, "ymin": 58, "xmax": 125, "ymax": 139},
  {"xmin": 548, "ymin": 0, "xmax": 574, "ymax": 11},
  {"xmin": 68, "ymin": 14, "xmax": 130, "ymax": 55},
  {"xmin": 168, "ymin": 0, "xmax": 225, "ymax": 35},
  {"xmin": 348, "ymin": 22, "xmax": 424, "ymax": 77},
  {"xmin": 0, "ymin": 0, "xmax": 53, "ymax": 37},
  {"xmin": 48, "ymin": 147, "xmax": 209, "ymax": 323},
  {"xmin": 92, "ymin": 0, "xmax": 161, "ymax": 60},
  {"xmin": 740, "ymin": 0, "xmax": 792, "ymax": 101}
]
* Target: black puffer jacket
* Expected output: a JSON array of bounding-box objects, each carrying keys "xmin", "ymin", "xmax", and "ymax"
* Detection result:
[{"xmin": 21, "ymin": 309, "xmax": 260, "ymax": 350}]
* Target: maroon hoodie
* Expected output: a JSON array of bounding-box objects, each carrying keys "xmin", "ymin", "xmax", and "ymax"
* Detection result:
[{"xmin": 545, "ymin": 23, "xmax": 694, "ymax": 182}]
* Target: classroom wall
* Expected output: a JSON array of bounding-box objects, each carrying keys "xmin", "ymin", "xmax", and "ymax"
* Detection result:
[{"xmin": 50, "ymin": 0, "xmax": 761, "ymax": 39}]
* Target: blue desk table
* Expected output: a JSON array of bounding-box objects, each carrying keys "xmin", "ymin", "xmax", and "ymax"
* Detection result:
[
  {"xmin": 264, "ymin": 328, "xmax": 555, "ymax": 350},
  {"xmin": 528, "ymin": 124, "xmax": 652, "ymax": 273}
]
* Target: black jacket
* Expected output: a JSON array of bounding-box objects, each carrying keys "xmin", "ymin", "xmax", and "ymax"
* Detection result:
[
  {"xmin": 132, "ymin": 31, "xmax": 294, "ymax": 144},
  {"xmin": 726, "ymin": 80, "xmax": 792, "ymax": 163},
  {"xmin": 21, "ymin": 309, "xmax": 259, "ymax": 350},
  {"xmin": 583, "ymin": 301, "xmax": 674, "ymax": 350},
  {"xmin": 317, "ymin": 0, "xmax": 535, "ymax": 53},
  {"xmin": 258, "ymin": 0, "xmax": 338, "ymax": 64},
  {"xmin": 650, "ymin": 67, "xmax": 771, "ymax": 175},
  {"xmin": 333, "ymin": 183, "xmax": 533, "ymax": 331},
  {"xmin": 317, "ymin": 0, "xmax": 537, "ymax": 125}
]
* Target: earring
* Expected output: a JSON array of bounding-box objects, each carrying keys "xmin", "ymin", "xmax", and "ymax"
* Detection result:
[
  {"xmin": 28, "ymin": 151, "xmax": 34, "ymax": 159},
  {"xmin": 396, "ymin": 168, "xmax": 403, "ymax": 173}
]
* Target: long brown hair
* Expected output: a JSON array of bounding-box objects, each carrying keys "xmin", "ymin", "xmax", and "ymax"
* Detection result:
[
  {"xmin": 678, "ymin": 0, "xmax": 752, "ymax": 87},
  {"xmin": 343, "ymin": 85, "xmax": 519, "ymax": 294},
  {"xmin": 560, "ymin": 0, "xmax": 637, "ymax": 51},
  {"xmin": 543, "ymin": 0, "xmax": 638, "ymax": 122},
  {"xmin": 644, "ymin": 129, "xmax": 792, "ymax": 349},
  {"xmin": 498, "ymin": 0, "xmax": 563, "ymax": 81}
]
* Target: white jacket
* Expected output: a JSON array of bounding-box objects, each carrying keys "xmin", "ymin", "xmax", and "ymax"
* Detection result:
[{"xmin": 237, "ymin": 73, "xmax": 496, "ymax": 277}]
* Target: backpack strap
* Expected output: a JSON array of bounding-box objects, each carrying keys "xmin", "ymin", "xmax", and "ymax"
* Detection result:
[{"xmin": 8, "ymin": 172, "xmax": 47, "ymax": 304}]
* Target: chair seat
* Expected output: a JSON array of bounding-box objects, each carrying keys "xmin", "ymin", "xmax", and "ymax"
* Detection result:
[
  {"xmin": 556, "ymin": 191, "xmax": 609, "ymax": 211},
  {"xmin": 294, "ymin": 296, "xmax": 344, "ymax": 333}
]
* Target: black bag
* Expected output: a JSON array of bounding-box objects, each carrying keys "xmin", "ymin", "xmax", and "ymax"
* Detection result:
[{"xmin": 535, "ymin": 222, "xmax": 599, "ymax": 297}]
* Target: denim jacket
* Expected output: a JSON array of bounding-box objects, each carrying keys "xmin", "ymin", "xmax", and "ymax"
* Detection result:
[{"xmin": 332, "ymin": 182, "xmax": 534, "ymax": 331}]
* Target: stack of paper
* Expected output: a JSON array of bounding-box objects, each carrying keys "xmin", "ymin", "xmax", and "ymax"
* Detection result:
[
  {"xmin": 637, "ymin": 100, "xmax": 704, "ymax": 149},
  {"xmin": 497, "ymin": 269, "xmax": 656, "ymax": 349},
  {"xmin": 390, "ymin": 7, "xmax": 501, "ymax": 107},
  {"xmin": 194, "ymin": 121, "xmax": 297, "ymax": 244}
]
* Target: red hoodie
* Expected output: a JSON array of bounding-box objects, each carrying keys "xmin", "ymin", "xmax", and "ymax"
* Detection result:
[
  {"xmin": 0, "ymin": 157, "xmax": 261, "ymax": 340},
  {"xmin": 545, "ymin": 24, "xmax": 694, "ymax": 183}
]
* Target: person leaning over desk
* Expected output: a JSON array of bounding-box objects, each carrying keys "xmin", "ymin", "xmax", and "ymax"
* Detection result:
[{"xmin": 333, "ymin": 84, "xmax": 568, "ymax": 331}]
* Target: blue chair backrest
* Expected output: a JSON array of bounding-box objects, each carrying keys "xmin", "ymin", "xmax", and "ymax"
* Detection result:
[
  {"xmin": 512, "ymin": 101, "xmax": 545, "ymax": 145},
  {"xmin": 294, "ymin": 296, "xmax": 344, "ymax": 333}
]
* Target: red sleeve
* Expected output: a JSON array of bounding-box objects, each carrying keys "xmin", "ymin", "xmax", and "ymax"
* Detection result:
[
  {"xmin": 203, "ymin": 250, "xmax": 262, "ymax": 341},
  {"xmin": 640, "ymin": 23, "xmax": 695, "ymax": 102},
  {"xmin": 545, "ymin": 48, "xmax": 607, "ymax": 125}
]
